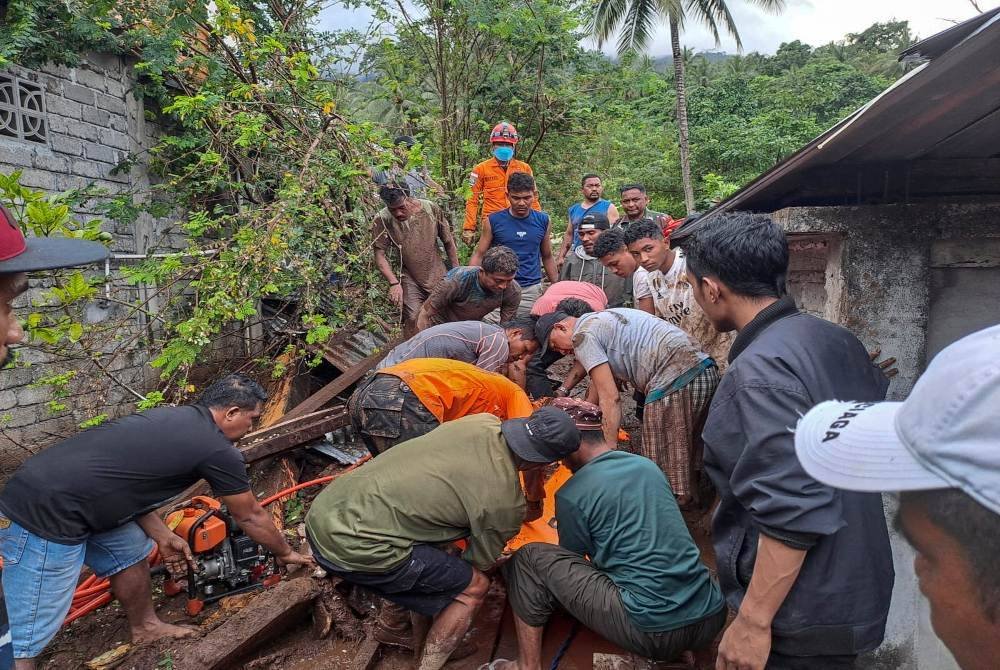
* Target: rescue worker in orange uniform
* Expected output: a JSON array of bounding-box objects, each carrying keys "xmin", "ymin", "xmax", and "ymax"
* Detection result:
[{"xmin": 462, "ymin": 122, "xmax": 541, "ymax": 246}]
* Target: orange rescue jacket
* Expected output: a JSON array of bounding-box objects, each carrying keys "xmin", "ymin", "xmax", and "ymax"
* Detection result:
[{"xmin": 463, "ymin": 157, "xmax": 542, "ymax": 232}]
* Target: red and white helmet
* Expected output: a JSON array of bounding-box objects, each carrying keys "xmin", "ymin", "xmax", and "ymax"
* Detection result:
[{"xmin": 490, "ymin": 121, "xmax": 520, "ymax": 145}]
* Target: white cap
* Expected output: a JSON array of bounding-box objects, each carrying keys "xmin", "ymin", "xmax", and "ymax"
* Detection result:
[{"xmin": 794, "ymin": 324, "xmax": 1000, "ymax": 514}]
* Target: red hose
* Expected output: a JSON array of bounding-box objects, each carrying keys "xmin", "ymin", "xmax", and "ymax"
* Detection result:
[
  {"xmin": 259, "ymin": 454, "xmax": 371, "ymax": 507},
  {"xmin": 65, "ymin": 593, "xmax": 112, "ymax": 624},
  {"xmin": 61, "ymin": 456, "xmax": 371, "ymax": 624}
]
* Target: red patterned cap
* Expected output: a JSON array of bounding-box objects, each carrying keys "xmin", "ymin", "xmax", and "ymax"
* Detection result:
[
  {"xmin": 550, "ymin": 397, "xmax": 602, "ymax": 431},
  {"xmin": 0, "ymin": 204, "xmax": 108, "ymax": 273}
]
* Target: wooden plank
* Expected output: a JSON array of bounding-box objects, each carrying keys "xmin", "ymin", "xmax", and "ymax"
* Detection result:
[
  {"xmin": 283, "ymin": 334, "xmax": 404, "ymax": 420},
  {"xmin": 171, "ymin": 577, "xmax": 323, "ymax": 670},
  {"xmin": 349, "ymin": 636, "xmax": 382, "ymax": 670},
  {"xmin": 239, "ymin": 406, "xmax": 349, "ymax": 463}
]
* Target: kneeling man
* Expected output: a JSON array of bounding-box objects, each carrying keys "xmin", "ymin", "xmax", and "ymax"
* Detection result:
[
  {"xmin": 501, "ymin": 398, "xmax": 726, "ymax": 668},
  {"xmin": 305, "ymin": 409, "xmax": 581, "ymax": 670}
]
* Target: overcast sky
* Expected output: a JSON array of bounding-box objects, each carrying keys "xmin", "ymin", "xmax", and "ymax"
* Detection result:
[{"xmin": 316, "ymin": 0, "xmax": 985, "ymax": 56}]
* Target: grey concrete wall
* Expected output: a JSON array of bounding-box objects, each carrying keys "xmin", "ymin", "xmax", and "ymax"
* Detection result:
[
  {"xmin": 0, "ymin": 53, "xmax": 183, "ymax": 476},
  {"xmin": 774, "ymin": 201, "xmax": 1000, "ymax": 670}
]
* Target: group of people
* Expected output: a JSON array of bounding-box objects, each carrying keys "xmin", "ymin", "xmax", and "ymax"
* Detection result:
[
  {"xmin": 0, "ymin": 123, "xmax": 997, "ymax": 670},
  {"xmin": 338, "ymin": 123, "xmax": 1000, "ymax": 670}
]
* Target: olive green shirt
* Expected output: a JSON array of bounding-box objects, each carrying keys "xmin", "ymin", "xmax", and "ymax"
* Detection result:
[{"xmin": 305, "ymin": 414, "xmax": 525, "ymax": 573}]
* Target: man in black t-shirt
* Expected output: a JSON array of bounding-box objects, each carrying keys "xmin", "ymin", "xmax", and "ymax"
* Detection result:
[{"xmin": 0, "ymin": 374, "xmax": 313, "ymax": 670}]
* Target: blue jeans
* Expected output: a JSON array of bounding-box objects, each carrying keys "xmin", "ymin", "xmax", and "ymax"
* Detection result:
[{"xmin": 0, "ymin": 516, "xmax": 153, "ymax": 659}]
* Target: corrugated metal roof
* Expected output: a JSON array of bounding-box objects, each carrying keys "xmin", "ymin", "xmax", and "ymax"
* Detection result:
[{"xmin": 685, "ymin": 7, "xmax": 1000, "ymax": 226}]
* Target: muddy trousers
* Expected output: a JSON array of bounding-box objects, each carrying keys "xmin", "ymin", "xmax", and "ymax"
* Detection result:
[
  {"xmin": 504, "ymin": 543, "xmax": 726, "ymax": 662},
  {"xmin": 633, "ymin": 365, "xmax": 720, "ymax": 504}
]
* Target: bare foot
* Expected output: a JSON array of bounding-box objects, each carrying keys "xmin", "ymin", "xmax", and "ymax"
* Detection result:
[{"xmin": 131, "ymin": 620, "xmax": 198, "ymax": 644}]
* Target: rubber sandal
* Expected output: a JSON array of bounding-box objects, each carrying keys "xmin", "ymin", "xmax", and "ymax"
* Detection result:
[{"xmin": 477, "ymin": 659, "xmax": 512, "ymax": 670}]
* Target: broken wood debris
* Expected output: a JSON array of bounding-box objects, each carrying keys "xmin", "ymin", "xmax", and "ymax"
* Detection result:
[
  {"xmin": 161, "ymin": 577, "xmax": 323, "ymax": 670},
  {"xmin": 238, "ymin": 406, "xmax": 350, "ymax": 463},
  {"xmin": 283, "ymin": 333, "xmax": 404, "ymax": 421}
]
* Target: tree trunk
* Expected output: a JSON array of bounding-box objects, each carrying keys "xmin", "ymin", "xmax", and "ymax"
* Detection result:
[{"xmin": 670, "ymin": 17, "xmax": 696, "ymax": 214}]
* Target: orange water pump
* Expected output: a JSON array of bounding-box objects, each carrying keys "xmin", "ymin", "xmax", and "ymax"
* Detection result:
[{"xmin": 163, "ymin": 496, "xmax": 280, "ymax": 616}]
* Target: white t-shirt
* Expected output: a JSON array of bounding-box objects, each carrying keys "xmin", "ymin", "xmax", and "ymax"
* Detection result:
[
  {"xmin": 632, "ymin": 265, "xmax": 651, "ymax": 300},
  {"xmin": 646, "ymin": 249, "xmax": 735, "ymax": 367}
]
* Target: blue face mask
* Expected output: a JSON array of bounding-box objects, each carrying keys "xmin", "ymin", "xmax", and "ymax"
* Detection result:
[{"xmin": 493, "ymin": 146, "xmax": 514, "ymax": 162}]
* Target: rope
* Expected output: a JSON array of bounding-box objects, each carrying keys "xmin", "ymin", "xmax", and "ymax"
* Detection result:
[{"xmin": 548, "ymin": 621, "xmax": 581, "ymax": 670}]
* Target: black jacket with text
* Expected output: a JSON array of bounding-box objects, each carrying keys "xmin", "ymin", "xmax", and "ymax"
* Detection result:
[{"xmin": 702, "ymin": 296, "xmax": 894, "ymax": 657}]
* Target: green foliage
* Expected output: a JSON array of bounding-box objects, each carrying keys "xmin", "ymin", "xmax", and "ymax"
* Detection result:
[
  {"xmin": 79, "ymin": 414, "xmax": 109, "ymax": 429},
  {"xmin": 136, "ymin": 391, "xmax": 166, "ymax": 411},
  {"xmin": 1, "ymin": 1, "xmax": 394, "ymax": 428},
  {"xmin": 283, "ymin": 494, "xmax": 305, "ymax": 525},
  {"xmin": 0, "ymin": 0, "xmax": 119, "ymax": 67}
]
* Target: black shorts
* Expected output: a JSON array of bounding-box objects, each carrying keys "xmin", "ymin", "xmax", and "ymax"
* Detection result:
[{"xmin": 309, "ymin": 538, "xmax": 473, "ymax": 616}]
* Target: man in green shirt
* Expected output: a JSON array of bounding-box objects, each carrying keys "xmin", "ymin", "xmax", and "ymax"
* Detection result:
[
  {"xmin": 499, "ymin": 398, "xmax": 727, "ymax": 668},
  {"xmin": 305, "ymin": 408, "xmax": 581, "ymax": 670}
]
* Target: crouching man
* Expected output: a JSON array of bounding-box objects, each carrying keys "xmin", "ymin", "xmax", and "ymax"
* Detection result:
[
  {"xmin": 305, "ymin": 409, "xmax": 582, "ymax": 670},
  {"xmin": 500, "ymin": 398, "xmax": 726, "ymax": 669},
  {"xmin": 537, "ymin": 308, "xmax": 718, "ymax": 506},
  {"xmin": 0, "ymin": 374, "xmax": 313, "ymax": 670}
]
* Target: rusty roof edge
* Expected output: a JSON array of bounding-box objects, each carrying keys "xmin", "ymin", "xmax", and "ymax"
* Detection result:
[
  {"xmin": 681, "ymin": 12, "xmax": 1000, "ymax": 232},
  {"xmin": 900, "ymin": 7, "xmax": 1000, "ymax": 62}
]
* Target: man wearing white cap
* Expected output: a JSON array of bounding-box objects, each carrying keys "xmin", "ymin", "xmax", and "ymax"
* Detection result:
[{"xmin": 795, "ymin": 324, "xmax": 1000, "ymax": 670}]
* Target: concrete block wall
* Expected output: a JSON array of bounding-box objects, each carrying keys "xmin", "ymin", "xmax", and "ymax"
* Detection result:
[
  {"xmin": 774, "ymin": 201, "xmax": 1000, "ymax": 670},
  {"xmin": 0, "ymin": 53, "xmax": 184, "ymax": 477}
]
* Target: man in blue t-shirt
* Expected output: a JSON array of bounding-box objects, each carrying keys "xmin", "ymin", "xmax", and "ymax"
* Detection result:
[
  {"xmin": 500, "ymin": 398, "xmax": 726, "ymax": 668},
  {"xmin": 471, "ymin": 171, "xmax": 556, "ymax": 316},
  {"xmin": 557, "ymin": 173, "xmax": 618, "ymax": 268}
]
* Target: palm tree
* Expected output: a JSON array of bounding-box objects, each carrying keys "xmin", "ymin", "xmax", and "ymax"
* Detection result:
[{"xmin": 592, "ymin": 0, "xmax": 785, "ymax": 213}]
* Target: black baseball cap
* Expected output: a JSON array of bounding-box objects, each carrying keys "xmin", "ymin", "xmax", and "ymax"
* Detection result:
[
  {"xmin": 0, "ymin": 205, "xmax": 108, "ymax": 274},
  {"xmin": 534, "ymin": 310, "xmax": 571, "ymax": 355},
  {"xmin": 579, "ymin": 213, "xmax": 610, "ymax": 231},
  {"xmin": 501, "ymin": 406, "xmax": 581, "ymax": 463}
]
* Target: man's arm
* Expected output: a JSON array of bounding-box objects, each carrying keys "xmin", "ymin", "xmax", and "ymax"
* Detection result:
[
  {"xmin": 463, "ymin": 167, "xmax": 483, "ymax": 235},
  {"xmin": 588, "ymin": 362, "xmax": 622, "ymax": 447},
  {"xmin": 557, "ymin": 220, "xmax": 573, "ymax": 267},
  {"xmin": 416, "ymin": 278, "xmax": 459, "ymax": 331},
  {"xmin": 636, "ymin": 296, "xmax": 654, "ymax": 314},
  {"xmin": 374, "ymin": 248, "xmax": 403, "ymax": 307},
  {"xmin": 607, "ymin": 203, "xmax": 620, "ymax": 222},
  {"xmin": 469, "ymin": 217, "xmax": 494, "ymax": 267},
  {"xmin": 706, "ymin": 384, "xmax": 848, "ymax": 669},
  {"xmin": 540, "ymin": 221, "xmax": 558, "ymax": 284},
  {"xmin": 499, "ymin": 283, "xmax": 521, "ymax": 323},
  {"xmin": 554, "ymin": 498, "xmax": 591, "ymax": 556},
  {"xmin": 220, "ymin": 491, "xmax": 314, "ymax": 566},
  {"xmin": 557, "ymin": 360, "xmax": 588, "ymax": 396},
  {"xmin": 716, "ymin": 535, "xmax": 807, "ymax": 670},
  {"xmin": 136, "ymin": 512, "xmax": 194, "ymax": 579},
  {"xmin": 464, "ymin": 507, "xmax": 523, "ymax": 572}
]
